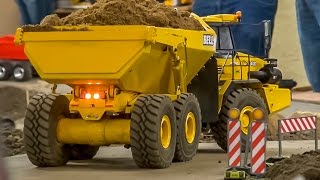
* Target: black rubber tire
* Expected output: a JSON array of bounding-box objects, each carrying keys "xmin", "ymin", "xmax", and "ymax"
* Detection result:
[
  {"xmin": 130, "ymin": 95, "xmax": 177, "ymax": 169},
  {"xmin": 68, "ymin": 145, "xmax": 100, "ymax": 160},
  {"xmin": 173, "ymin": 93, "xmax": 201, "ymax": 162},
  {"xmin": 0, "ymin": 62, "xmax": 12, "ymax": 81},
  {"xmin": 211, "ymin": 88, "xmax": 268, "ymax": 152},
  {"xmin": 13, "ymin": 62, "xmax": 32, "ymax": 82},
  {"xmin": 24, "ymin": 94, "xmax": 70, "ymax": 167}
]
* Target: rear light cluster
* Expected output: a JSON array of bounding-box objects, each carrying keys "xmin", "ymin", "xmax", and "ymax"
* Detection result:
[{"xmin": 79, "ymin": 88, "xmax": 106, "ymax": 100}]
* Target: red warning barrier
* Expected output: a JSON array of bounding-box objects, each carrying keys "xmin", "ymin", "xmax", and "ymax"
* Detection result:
[
  {"xmin": 278, "ymin": 116, "xmax": 318, "ymax": 157},
  {"xmin": 227, "ymin": 119, "xmax": 241, "ymax": 167},
  {"xmin": 250, "ymin": 120, "xmax": 266, "ymax": 175},
  {"xmin": 280, "ymin": 116, "xmax": 316, "ymax": 133},
  {"xmin": 225, "ymin": 108, "xmax": 267, "ymax": 178}
]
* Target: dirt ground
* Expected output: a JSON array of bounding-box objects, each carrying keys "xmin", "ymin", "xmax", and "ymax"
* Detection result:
[{"xmin": 264, "ymin": 150, "xmax": 320, "ymax": 180}]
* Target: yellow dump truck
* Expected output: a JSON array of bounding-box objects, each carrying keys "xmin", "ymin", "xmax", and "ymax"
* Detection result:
[{"xmin": 15, "ymin": 12, "xmax": 291, "ymax": 169}]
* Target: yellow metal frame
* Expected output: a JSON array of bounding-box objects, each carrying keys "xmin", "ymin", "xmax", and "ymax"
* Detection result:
[
  {"xmin": 57, "ymin": 118, "xmax": 130, "ymax": 145},
  {"xmin": 217, "ymin": 52, "xmax": 267, "ymax": 81},
  {"xmin": 201, "ymin": 14, "xmax": 240, "ymax": 23}
]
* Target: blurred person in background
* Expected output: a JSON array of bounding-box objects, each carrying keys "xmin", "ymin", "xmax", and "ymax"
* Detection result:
[
  {"xmin": 15, "ymin": 0, "xmax": 56, "ymax": 25},
  {"xmin": 296, "ymin": 0, "xmax": 320, "ymax": 92},
  {"xmin": 192, "ymin": 0, "xmax": 278, "ymax": 57},
  {"xmin": 14, "ymin": 0, "xmax": 97, "ymax": 25}
]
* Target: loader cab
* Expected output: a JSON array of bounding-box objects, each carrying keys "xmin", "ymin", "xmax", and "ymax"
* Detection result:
[
  {"xmin": 210, "ymin": 24, "xmax": 235, "ymax": 58},
  {"xmin": 202, "ymin": 13, "xmax": 272, "ymax": 59}
]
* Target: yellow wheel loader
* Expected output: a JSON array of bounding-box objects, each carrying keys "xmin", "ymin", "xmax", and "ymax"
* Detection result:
[
  {"xmin": 193, "ymin": 13, "xmax": 293, "ymax": 151},
  {"xmin": 14, "ymin": 12, "xmax": 291, "ymax": 169}
]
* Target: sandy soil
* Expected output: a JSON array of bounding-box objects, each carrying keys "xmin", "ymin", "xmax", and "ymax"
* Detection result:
[{"xmin": 23, "ymin": 0, "xmax": 203, "ymax": 31}]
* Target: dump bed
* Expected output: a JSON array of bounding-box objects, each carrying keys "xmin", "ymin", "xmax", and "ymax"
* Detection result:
[{"xmin": 15, "ymin": 25, "xmax": 216, "ymax": 94}]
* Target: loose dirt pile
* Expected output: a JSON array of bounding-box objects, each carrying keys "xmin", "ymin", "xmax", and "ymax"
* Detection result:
[
  {"xmin": 22, "ymin": 0, "xmax": 203, "ymax": 32},
  {"xmin": 264, "ymin": 150, "xmax": 320, "ymax": 180}
]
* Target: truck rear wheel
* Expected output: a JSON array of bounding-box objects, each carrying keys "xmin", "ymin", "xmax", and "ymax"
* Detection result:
[
  {"xmin": 13, "ymin": 62, "xmax": 32, "ymax": 81},
  {"xmin": 24, "ymin": 94, "xmax": 70, "ymax": 167},
  {"xmin": 67, "ymin": 145, "xmax": 100, "ymax": 160},
  {"xmin": 0, "ymin": 62, "xmax": 12, "ymax": 81},
  {"xmin": 130, "ymin": 95, "xmax": 177, "ymax": 168},
  {"xmin": 211, "ymin": 88, "xmax": 268, "ymax": 152},
  {"xmin": 173, "ymin": 93, "xmax": 201, "ymax": 162}
]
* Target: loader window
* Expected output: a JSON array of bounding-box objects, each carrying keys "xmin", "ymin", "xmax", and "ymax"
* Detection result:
[{"xmin": 212, "ymin": 26, "xmax": 234, "ymax": 51}]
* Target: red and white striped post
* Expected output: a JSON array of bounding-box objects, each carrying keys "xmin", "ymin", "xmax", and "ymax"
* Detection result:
[
  {"xmin": 278, "ymin": 116, "xmax": 317, "ymax": 157},
  {"xmin": 227, "ymin": 108, "xmax": 241, "ymax": 168},
  {"xmin": 250, "ymin": 108, "xmax": 267, "ymax": 175}
]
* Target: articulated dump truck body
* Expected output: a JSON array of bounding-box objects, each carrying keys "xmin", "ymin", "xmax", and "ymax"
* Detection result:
[
  {"xmin": 15, "ymin": 17, "xmax": 219, "ymax": 169},
  {"xmin": 15, "ymin": 25, "xmax": 215, "ymax": 94}
]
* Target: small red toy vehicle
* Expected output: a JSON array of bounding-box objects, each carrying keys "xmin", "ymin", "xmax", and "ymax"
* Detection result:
[{"xmin": 0, "ymin": 35, "xmax": 35, "ymax": 81}]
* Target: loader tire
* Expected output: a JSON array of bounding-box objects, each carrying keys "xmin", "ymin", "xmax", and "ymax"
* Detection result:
[
  {"xmin": 130, "ymin": 95, "xmax": 177, "ymax": 169},
  {"xmin": 68, "ymin": 145, "xmax": 100, "ymax": 160},
  {"xmin": 173, "ymin": 93, "xmax": 201, "ymax": 162},
  {"xmin": 0, "ymin": 62, "xmax": 12, "ymax": 81},
  {"xmin": 24, "ymin": 94, "xmax": 70, "ymax": 167},
  {"xmin": 211, "ymin": 88, "xmax": 268, "ymax": 152}
]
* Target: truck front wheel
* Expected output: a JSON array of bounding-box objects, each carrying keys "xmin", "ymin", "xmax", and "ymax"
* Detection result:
[{"xmin": 24, "ymin": 94, "xmax": 70, "ymax": 167}]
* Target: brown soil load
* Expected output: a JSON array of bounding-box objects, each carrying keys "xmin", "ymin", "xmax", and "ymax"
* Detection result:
[
  {"xmin": 264, "ymin": 150, "xmax": 320, "ymax": 180},
  {"xmin": 22, "ymin": 0, "xmax": 203, "ymax": 32}
]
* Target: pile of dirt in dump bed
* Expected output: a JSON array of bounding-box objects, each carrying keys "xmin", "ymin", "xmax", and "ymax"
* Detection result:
[
  {"xmin": 22, "ymin": 0, "xmax": 203, "ymax": 31},
  {"xmin": 264, "ymin": 150, "xmax": 320, "ymax": 180}
]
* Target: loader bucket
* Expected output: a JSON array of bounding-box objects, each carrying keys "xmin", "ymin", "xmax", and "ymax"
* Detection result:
[{"xmin": 15, "ymin": 25, "xmax": 215, "ymax": 94}]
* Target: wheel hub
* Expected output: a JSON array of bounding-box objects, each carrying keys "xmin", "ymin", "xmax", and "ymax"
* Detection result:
[
  {"xmin": 161, "ymin": 115, "xmax": 171, "ymax": 149},
  {"xmin": 185, "ymin": 112, "xmax": 196, "ymax": 144},
  {"xmin": 13, "ymin": 67, "xmax": 24, "ymax": 80},
  {"xmin": 240, "ymin": 106, "xmax": 254, "ymax": 135},
  {"xmin": 0, "ymin": 66, "xmax": 6, "ymax": 78}
]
